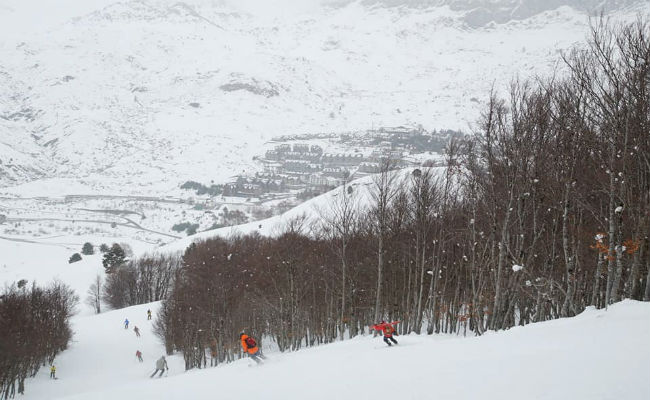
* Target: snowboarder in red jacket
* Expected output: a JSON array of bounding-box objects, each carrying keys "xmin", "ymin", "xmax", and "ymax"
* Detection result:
[{"xmin": 372, "ymin": 321, "xmax": 399, "ymax": 346}]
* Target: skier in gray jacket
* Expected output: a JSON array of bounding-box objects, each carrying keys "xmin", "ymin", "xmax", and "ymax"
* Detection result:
[{"xmin": 150, "ymin": 356, "xmax": 168, "ymax": 378}]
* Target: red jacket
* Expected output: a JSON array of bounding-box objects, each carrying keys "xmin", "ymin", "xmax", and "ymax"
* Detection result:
[{"xmin": 372, "ymin": 321, "xmax": 399, "ymax": 337}]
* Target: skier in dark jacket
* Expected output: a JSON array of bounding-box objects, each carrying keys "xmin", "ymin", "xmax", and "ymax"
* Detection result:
[
  {"xmin": 372, "ymin": 321, "xmax": 400, "ymax": 346},
  {"xmin": 150, "ymin": 356, "xmax": 168, "ymax": 378}
]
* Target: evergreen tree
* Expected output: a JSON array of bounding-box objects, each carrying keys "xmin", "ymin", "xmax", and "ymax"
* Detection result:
[
  {"xmin": 81, "ymin": 242, "xmax": 94, "ymax": 255},
  {"xmin": 99, "ymin": 243, "xmax": 109, "ymax": 253},
  {"xmin": 102, "ymin": 243, "xmax": 126, "ymax": 273},
  {"xmin": 69, "ymin": 253, "xmax": 82, "ymax": 264}
]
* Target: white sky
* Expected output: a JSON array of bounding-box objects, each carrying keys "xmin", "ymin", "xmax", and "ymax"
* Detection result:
[{"xmin": 0, "ymin": 0, "xmax": 346, "ymax": 37}]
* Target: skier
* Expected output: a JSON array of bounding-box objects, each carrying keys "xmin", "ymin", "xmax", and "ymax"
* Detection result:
[
  {"xmin": 134, "ymin": 326, "xmax": 140, "ymax": 337},
  {"xmin": 124, "ymin": 318, "xmax": 129, "ymax": 329},
  {"xmin": 240, "ymin": 332, "xmax": 265, "ymax": 364},
  {"xmin": 147, "ymin": 309, "xmax": 152, "ymax": 320},
  {"xmin": 372, "ymin": 320, "xmax": 400, "ymax": 346},
  {"xmin": 150, "ymin": 356, "xmax": 168, "ymax": 378},
  {"xmin": 136, "ymin": 350, "xmax": 143, "ymax": 362},
  {"xmin": 50, "ymin": 365, "xmax": 56, "ymax": 379}
]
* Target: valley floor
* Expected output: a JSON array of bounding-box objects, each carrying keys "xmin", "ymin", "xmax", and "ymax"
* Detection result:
[{"xmin": 19, "ymin": 300, "xmax": 650, "ymax": 400}]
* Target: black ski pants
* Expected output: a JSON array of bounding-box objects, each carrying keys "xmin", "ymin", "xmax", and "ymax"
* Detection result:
[{"xmin": 383, "ymin": 336, "xmax": 398, "ymax": 346}]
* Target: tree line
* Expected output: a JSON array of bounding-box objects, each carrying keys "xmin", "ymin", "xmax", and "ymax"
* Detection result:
[
  {"xmin": 0, "ymin": 282, "xmax": 77, "ymax": 400},
  {"xmin": 154, "ymin": 18, "xmax": 649, "ymax": 370}
]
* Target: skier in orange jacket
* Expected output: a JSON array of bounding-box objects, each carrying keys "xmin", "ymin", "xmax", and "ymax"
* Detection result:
[{"xmin": 240, "ymin": 333, "xmax": 265, "ymax": 364}]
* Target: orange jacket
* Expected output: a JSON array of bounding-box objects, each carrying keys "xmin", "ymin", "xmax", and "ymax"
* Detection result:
[
  {"xmin": 240, "ymin": 334, "xmax": 259, "ymax": 354},
  {"xmin": 372, "ymin": 321, "xmax": 400, "ymax": 337}
]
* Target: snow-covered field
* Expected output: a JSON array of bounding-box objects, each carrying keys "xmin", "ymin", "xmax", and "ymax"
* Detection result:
[
  {"xmin": 15, "ymin": 299, "xmax": 650, "ymax": 400},
  {"xmin": 0, "ymin": 234, "xmax": 156, "ymax": 301}
]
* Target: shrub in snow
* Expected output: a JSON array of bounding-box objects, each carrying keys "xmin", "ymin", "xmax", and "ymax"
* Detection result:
[
  {"xmin": 69, "ymin": 253, "xmax": 82, "ymax": 263},
  {"xmin": 81, "ymin": 242, "xmax": 94, "ymax": 255}
]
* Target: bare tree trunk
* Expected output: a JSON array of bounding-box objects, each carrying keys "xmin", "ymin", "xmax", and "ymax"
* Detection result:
[
  {"xmin": 591, "ymin": 253, "xmax": 605, "ymax": 307},
  {"xmin": 643, "ymin": 238, "xmax": 650, "ymax": 301},
  {"xmin": 374, "ymin": 234, "xmax": 384, "ymax": 322},
  {"xmin": 561, "ymin": 184, "xmax": 575, "ymax": 317},
  {"xmin": 605, "ymin": 168, "xmax": 617, "ymax": 306},
  {"xmin": 491, "ymin": 190, "xmax": 514, "ymax": 330},
  {"xmin": 626, "ymin": 244, "xmax": 641, "ymax": 299}
]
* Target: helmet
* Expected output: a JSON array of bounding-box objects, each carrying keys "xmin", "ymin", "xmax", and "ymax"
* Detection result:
[{"xmin": 239, "ymin": 332, "xmax": 245, "ymax": 338}]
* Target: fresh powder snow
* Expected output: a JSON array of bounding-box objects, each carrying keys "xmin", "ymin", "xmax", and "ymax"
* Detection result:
[{"xmin": 14, "ymin": 300, "xmax": 650, "ymax": 400}]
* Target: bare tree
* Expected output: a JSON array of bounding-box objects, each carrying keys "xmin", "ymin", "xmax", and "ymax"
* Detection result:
[
  {"xmin": 370, "ymin": 158, "xmax": 401, "ymax": 323},
  {"xmin": 85, "ymin": 274, "xmax": 103, "ymax": 314}
]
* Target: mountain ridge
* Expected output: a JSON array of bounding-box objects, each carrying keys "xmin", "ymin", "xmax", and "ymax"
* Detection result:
[{"xmin": 0, "ymin": 0, "xmax": 646, "ymax": 191}]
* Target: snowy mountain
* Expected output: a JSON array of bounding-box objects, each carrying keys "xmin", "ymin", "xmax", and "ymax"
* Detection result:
[
  {"xmin": 360, "ymin": 1, "xmax": 644, "ymax": 26},
  {"xmin": 1, "ymin": 0, "xmax": 646, "ymax": 192}
]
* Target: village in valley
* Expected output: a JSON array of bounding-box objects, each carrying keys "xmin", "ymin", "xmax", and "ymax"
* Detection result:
[
  {"xmin": 211, "ymin": 126, "xmax": 459, "ymax": 201},
  {"xmin": 0, "ymin": 126, "xmax": 459, "ymax": 242}
]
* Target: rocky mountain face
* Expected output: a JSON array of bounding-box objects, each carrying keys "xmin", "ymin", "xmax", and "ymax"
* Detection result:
[
  {"xmin": 349, "ymin": 1, "xmax": 643, "ymax": 26},
  {"xmin": 0, "ymin": 0, "xmax": 645, "ymax": 192}
]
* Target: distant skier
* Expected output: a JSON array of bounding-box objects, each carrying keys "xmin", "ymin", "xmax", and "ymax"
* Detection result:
[
  {"xmin": 150, "ymin": 356, "xmax": 168, "ymax": 378},
  {"xmin": 240, "ymin": 332, "xmax": 265, "ymax": 364},
  {"xmin": 147, "ymin": 309, "xmax": 152, "ymax": 320},
  {"xmin": 372, "ymin": 320, "xmax": 400, "ymax": 346},
  {"xmin": 124, "ymin": 318, "xmax": 129, "ymax": 329},
  {"xmin": 136, "ymin": 350, "xmax": 143, "ymax": 362},
  {"xmin": 50, "ymin": 365, "xmax": 56, "ymax": 379},
  {"xmin": 134, "ymin": 326, "xmax": 141, "ymax": 337}
]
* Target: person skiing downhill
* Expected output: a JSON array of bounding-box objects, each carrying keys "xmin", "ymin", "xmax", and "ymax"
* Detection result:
[
  {"xmin": 136, "ymin": 350, "xmax": 143, "ymax": 362},
  {"xmin": 372, "ymin": 320, "xmax": 400, "ymax": 346},
  {"xmin": 147, "ymin": 309, "xmax": 152, "ymax": 320},
  {"xmin": 134, "ymin": 326, "xmax": 140, "ymax": 337},
  {"xmin": 150, "ymin": 356, "xmax": 168, "ymax": 378},
  {"xmin": 50, "ymin": 365, "xmax": 56, "ymax": 379},
  {"xmin": 240, "ymin": 333, "xmax": 265, "ymax": 364},
  {"xmin": 124, "ymin": 318, "xmax": 129, "ymax": 329}
]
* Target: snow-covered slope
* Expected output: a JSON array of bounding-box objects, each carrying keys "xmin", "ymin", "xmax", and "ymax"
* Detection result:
[
  {"xmin": 17, "ymin": 299, "xmax": 650, "ymax": 400},
  {"xmin": 1, "ymin": 0, "xmax": 646, "ymax": 192},
  {"xmin": 0, "ymin": 234, "xmax": 157, "ymax": 300}
]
